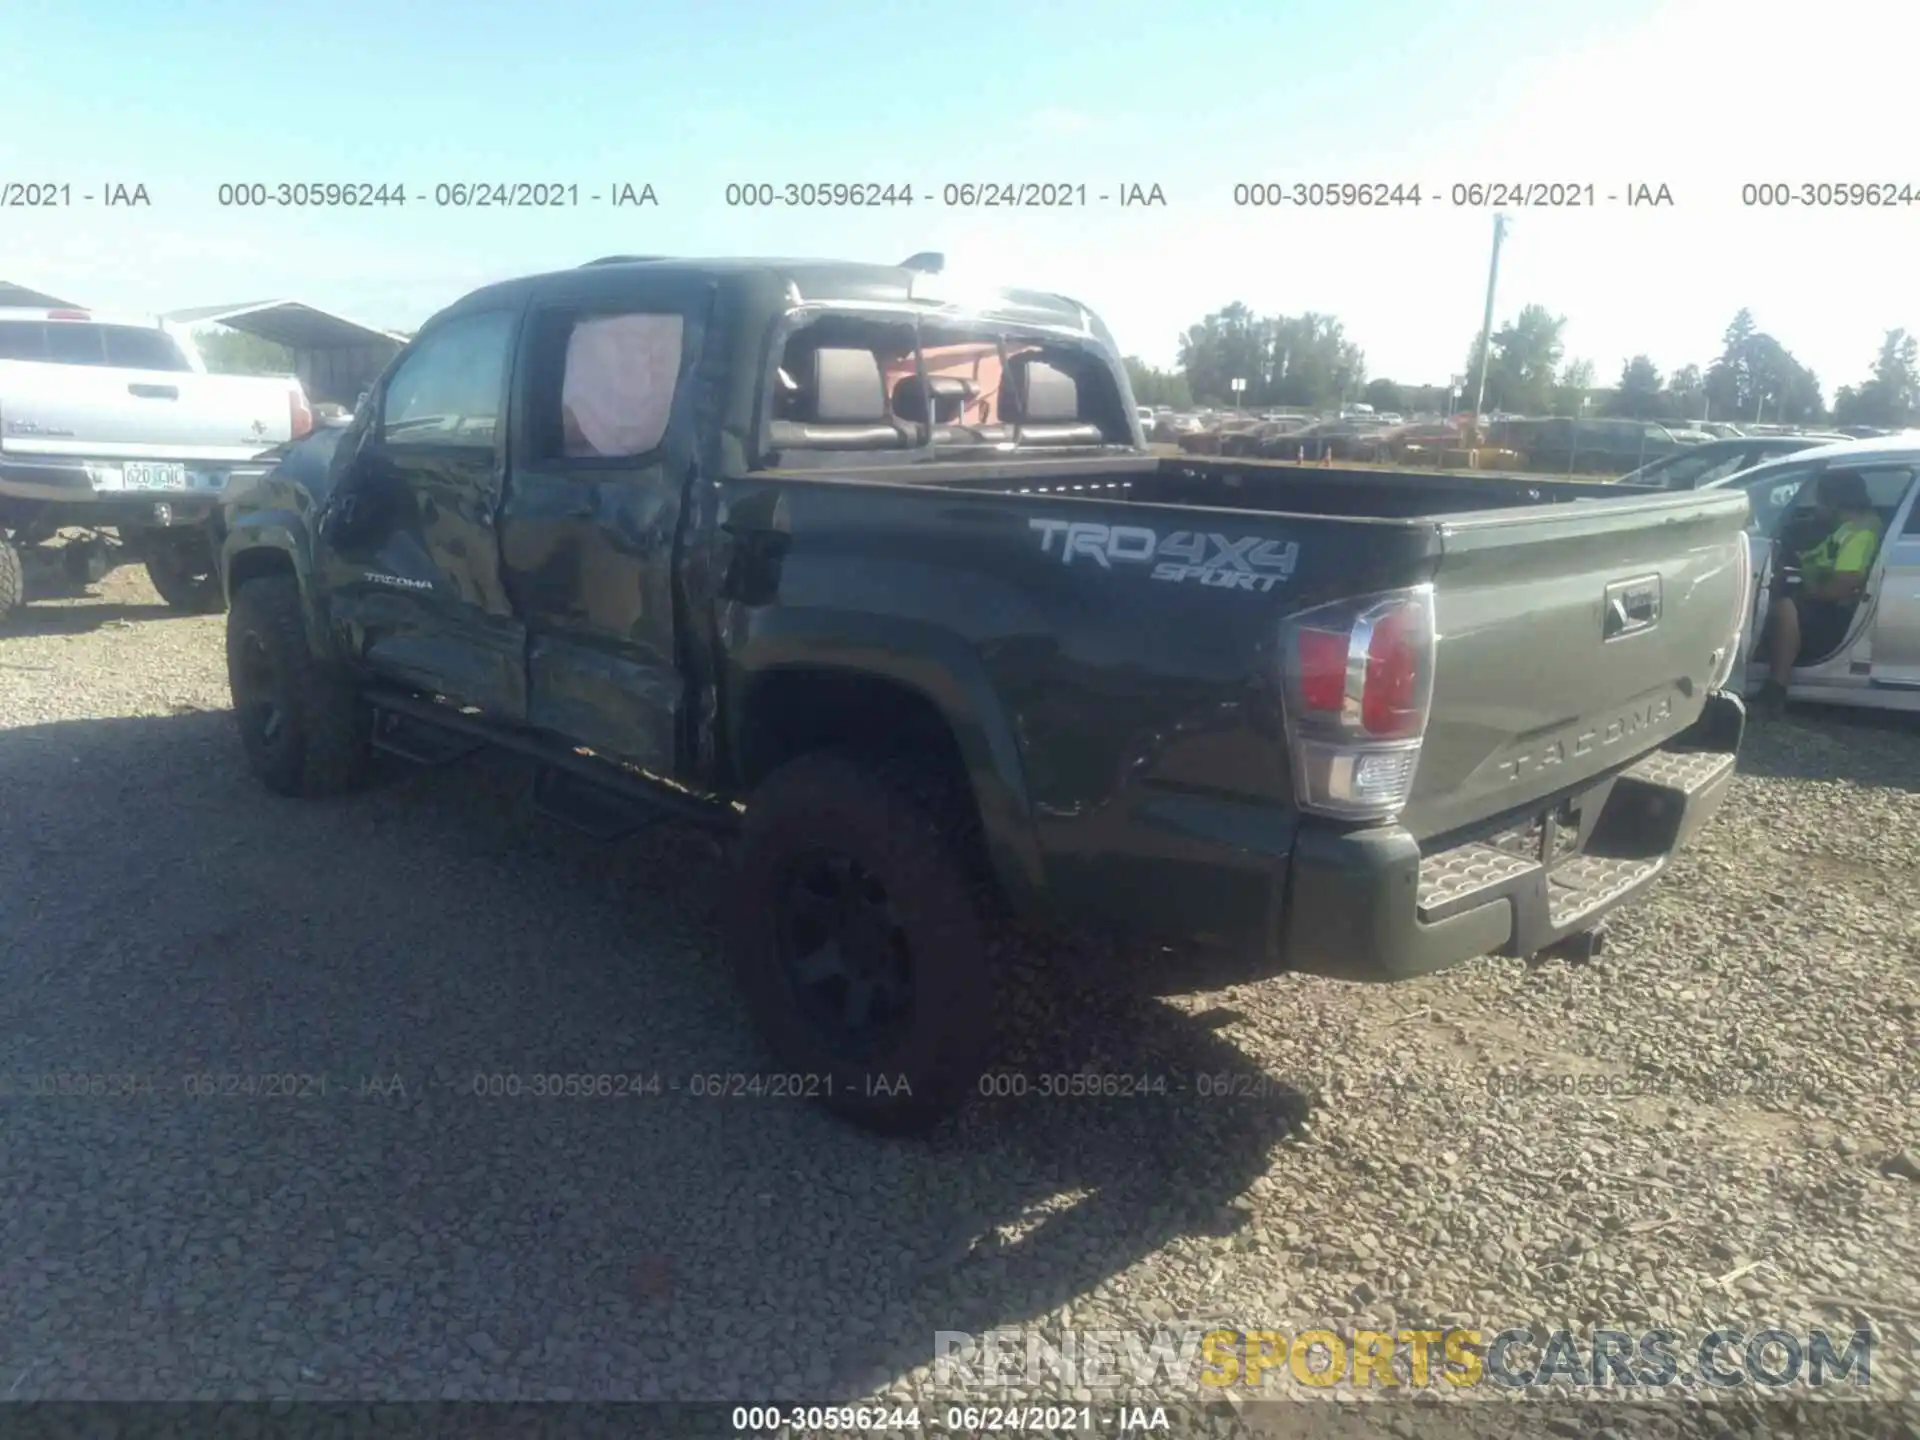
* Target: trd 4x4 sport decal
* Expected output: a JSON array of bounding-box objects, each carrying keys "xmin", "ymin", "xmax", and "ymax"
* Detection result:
[{"xmin": 1029, "ymin": 519, "xmax": 1299, "ymax": 592}]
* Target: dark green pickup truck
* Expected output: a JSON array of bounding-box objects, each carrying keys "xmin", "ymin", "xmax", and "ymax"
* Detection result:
[{"xmin": 219, "ymin": 254, "xmax": 1751, "ymax": 1131}]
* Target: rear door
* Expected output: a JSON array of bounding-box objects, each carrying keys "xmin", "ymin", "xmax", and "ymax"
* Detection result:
[
  {"xmin": 496, "ymin": 277, "xmax": 709, "ymax": 770},
  {"xmin": 319, "ymin": 306, "xmax": 528, "ymax": 719},
  {"xmin": 1866, "ymin": 477, "xmax": 1920, "ymax": 689}
]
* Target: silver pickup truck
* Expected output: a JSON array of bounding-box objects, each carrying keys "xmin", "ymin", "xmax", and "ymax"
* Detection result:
[{"xmin": 0, "ymin": 306, "xmax": 311, "ymax": 622}]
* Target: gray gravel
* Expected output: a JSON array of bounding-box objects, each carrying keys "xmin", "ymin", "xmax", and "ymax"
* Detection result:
[{"xmin": 1, "ymin": 563, "xmax": 1917, "ymax": 1432}]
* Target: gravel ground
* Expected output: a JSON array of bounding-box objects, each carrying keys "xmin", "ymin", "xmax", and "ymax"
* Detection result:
[{"xmin": 1, "ymin": 562, "xmax": 1916, "ymax": 1436}]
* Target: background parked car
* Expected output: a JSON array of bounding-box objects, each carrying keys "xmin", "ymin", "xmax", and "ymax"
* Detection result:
[
  {"xmin": 1615, "ymin": 433, "xmax": 1849, "ymax": 489},
  {"xmin": 1492, "ymin": 416, "xmax": 1698, "ymax": 474},
  {"xmin": 1264, "ymin": 417, "xmax": 1394, "ymax": 461},
  {"xmin": 1219, "ymin": 418, "xmax": 1309, "ymax": 456},
  {"xmin": 1701, "ymin": 436, "xmax": 1920, "ymax": 708},
  {"xmin": 1381, "ymin": 421, "xmax": 1469, "ymax": 465}
]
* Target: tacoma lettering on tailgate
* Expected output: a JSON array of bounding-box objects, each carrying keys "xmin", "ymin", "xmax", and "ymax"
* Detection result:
[
  {"xmin": 1029, "ymin": 519, "xmax": 1299, "ymax": 592},
  {"xmin": 1497, "ymin": 695, "xmax": 1675, "ymax": 783}
]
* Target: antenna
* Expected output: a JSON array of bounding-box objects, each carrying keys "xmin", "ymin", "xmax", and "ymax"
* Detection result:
[{"xmin": 899, "ymin": 252, "xmax": 944, "ymax": 273}]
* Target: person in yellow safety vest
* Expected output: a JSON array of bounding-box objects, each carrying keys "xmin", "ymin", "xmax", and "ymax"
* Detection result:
[{"xmin": 1756, "ymin": 470, "xmax": 1884, "ymax": 717}]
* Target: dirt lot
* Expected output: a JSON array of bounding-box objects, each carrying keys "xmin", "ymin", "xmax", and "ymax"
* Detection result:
[{"xmin": 1, "ymin": 566, "xmax": 1916, "ymax": 1433}]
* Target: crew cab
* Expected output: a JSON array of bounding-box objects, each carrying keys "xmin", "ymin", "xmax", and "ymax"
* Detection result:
[
  {"xmin": 0, "ymin": 307, "xmax": 311, "ymax": 622},
  {"xmin": 219, "ymin": 255, "xmax": 1750, "ymax": 1131}
]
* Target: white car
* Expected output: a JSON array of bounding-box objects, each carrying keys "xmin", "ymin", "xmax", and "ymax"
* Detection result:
[
  {"xmin": 0, "ymin": 306, "xmax": 312, "ymax": 621},
  {"xmin": 1703, "ymin": 435, "xmax": 1920, "ymax": 712}
]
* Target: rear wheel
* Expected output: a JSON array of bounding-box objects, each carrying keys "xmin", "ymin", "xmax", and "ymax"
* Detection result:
[
  {"xmin": 726, "ymin": 752, "xmax": 999, "ymax": 1134},
  {"xmin": 0, "ymin": 533, "xmax": 22, "ymax": 625},
  {"xmin": 226, "ymin": 575, "xmax": 369, "ymax": 796},
  {"xmin": 145, "ymin": 530, "xmax": 227, "ymax": 613}
]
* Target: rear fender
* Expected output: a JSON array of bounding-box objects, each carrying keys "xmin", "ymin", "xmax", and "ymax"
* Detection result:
[{"xmin": 726, "ymin": 612, "xmax": 1045, "ymax": 912}]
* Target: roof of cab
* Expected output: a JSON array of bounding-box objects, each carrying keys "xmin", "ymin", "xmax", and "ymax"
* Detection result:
[{"xmin": 437, "ymin": 257, "xmax": 1096, "ymax": 332}]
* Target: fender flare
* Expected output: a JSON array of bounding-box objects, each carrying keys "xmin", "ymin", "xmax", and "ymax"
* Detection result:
[
  {"xmin": 222, "ymin": 512, "xmax": 335, "ymax": 661},
  {"xmin": 726, "ymin": 611, "xmax": 1045, "ymax": 911}
]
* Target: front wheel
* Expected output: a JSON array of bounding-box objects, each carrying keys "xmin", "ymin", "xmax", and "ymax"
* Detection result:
[
  {"xmin": 144, "ymin": 530, "xmax": 227, "ymax": 613},
  {"xmin": 725, "ymin": 752, "xmax": 999, "ymax": 1134},
  {"xmin": 226, "ymin": 575, "xmax": 369, "ymax": 796}
]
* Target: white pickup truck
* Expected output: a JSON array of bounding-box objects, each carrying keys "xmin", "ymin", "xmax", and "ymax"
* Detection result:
[{"xmin": 0, "ymin": 306, "xmax": 312, "ymax": 622}]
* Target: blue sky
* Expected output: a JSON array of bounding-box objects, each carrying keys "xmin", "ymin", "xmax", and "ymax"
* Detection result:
[{"xmin": 5, "ymin": 0, "xmax": 1913, "ymax": 393}]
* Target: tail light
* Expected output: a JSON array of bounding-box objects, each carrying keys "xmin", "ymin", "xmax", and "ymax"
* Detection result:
[
  {"xmin": 47, "ymin": 309, "xmax": 90, "ymax": 321},
  {"xmin": 1279, "ymin": 584, "xmax": 1436, "ymax": 821},
  {"xmin": 289, "ymin": 387, "xmax": 313, "ymax": 441},
  {"xmin": 1708, "ymin": 536, "xmax": 1753, "ymax": 691}
]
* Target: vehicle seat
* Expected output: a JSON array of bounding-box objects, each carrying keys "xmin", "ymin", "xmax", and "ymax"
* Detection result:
[
  {"xmin": 893, "ymin": 374, "xmax": 1011, "ymax": 444},
  {"xmin": 1001, "ymin": 360, "xmax": 1105, "ymax": 446},
  {"xmin": 767, "ymin": 348, "xmax": 909, "ymax": 450}
]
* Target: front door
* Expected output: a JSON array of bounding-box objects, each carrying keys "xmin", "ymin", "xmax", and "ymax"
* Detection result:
[
  {"xmin": 1868, "ymin": 479, "xmax": 1920, "ymax": 689},
  {"xmin": 320, "ymin": 306, "xmax": 528, "ymax": 719},
  {"xmin": 495, "ymin": 280, "xmax": 710, "ymax": 770}
]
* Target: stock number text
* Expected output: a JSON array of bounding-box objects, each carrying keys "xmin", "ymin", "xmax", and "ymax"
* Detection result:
[{"xmin": 1234, "ymin": 182, "xmax": 1422, "ymax": 207}]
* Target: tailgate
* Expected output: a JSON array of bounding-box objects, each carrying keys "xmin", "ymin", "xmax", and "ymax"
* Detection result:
[
  {"xmin": 0, "ymin": 362, "xmax": 294, "ymax": 463},
  {"xmin": 1402, "ymin": 487, "xmax": 1748, "ymax": 840}
]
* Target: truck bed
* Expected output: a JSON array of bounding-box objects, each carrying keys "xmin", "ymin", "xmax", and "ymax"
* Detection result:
[{"xmin": 726, "ymin": 452, "xmax": 1750, "ymax": 844}]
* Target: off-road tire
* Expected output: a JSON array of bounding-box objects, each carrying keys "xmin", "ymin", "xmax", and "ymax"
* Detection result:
[
  {"xmin": 726, "ymin": 751, "xmax": 1000, "ymax": 1134},
  {"xmin": 226, "ymin": 575, "xmax": 369, "ymax": 797},
  {"xmin": 145, "ymin": 532, "xmax": 227, "ymax": 613},
  {"xmin": 0, "ymin": 534, "xmax": 22, "ymax": 625}
]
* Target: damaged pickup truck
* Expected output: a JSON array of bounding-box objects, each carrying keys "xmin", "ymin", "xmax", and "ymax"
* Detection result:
[{"xmin": 219, "ymin": 254, "xmax": 1751, "ymax": 1131}]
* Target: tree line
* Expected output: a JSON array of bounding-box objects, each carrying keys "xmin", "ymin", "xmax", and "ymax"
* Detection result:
[{"xmin": 1127, "ymin": 304, "xmax": 1920, "ymax": 430}]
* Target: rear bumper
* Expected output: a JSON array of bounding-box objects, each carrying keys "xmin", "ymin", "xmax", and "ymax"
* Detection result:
[
  {"xmin": 1278, "ymin": 691, "xmax": 1744, "ymax": 981},
  {"xmin": 0, "ymin": 457, "xmax": 268, "ymax": 523}
]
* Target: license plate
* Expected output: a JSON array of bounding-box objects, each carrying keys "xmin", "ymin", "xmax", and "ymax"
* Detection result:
[{"xmin": 123, "ymin": 463, "xmax": 188, "ymax": 490}]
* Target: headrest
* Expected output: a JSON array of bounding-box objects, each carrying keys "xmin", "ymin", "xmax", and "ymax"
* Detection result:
[
  {"xmin": 1006, "ymin": 360, "xmax": 1079, "ymax": 422},
  {"xmin": 892, "ymin": 373, "xmax": 976, "ymax": 422},
  {"xmin": 810, "ymin": 348, "xmax": 888, "ymax": 423}
]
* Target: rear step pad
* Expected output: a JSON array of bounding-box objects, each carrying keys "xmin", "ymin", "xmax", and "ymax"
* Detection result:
[
  {"xmin": 1612, "ymin": 747, "xmax": 1736, "ymax": 796},
  {"xmin": 1544, "ymin": 853, "xmax": 1663, "ymax": 930},
  {"xmin": 1415, "ymin": 747, "xmax": 1734, "ymax": 924}
]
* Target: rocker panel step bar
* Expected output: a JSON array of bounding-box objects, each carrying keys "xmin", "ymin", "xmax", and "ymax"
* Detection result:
[{"xmin": 364, "ymin": 689, "xmax": 738, "ymax": 835}]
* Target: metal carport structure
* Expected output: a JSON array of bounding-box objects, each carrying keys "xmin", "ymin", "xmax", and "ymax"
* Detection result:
[
  {"xmin": 0, "ymin": 281, "xmax": 84, "ymax": 308},
  {"xmin": 163, "ymin": 300, "xmax": 408, "ymax": 409}
]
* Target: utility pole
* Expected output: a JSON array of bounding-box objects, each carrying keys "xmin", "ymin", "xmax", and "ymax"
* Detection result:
[{"xmin": 1471, "ymin": 213, "xmax": 1509, "ymax": 441}]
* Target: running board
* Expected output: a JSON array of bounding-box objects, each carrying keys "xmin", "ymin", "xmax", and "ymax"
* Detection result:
[
  {"xmin": 370, "ymin": 708, "xmax": 488, "ymax": 767},
  {"xmin": 529, "ymin": 765, "xmax": 663, "ymax": 841},
  {"xmin": 363, "ymin": 689, "xmax": 737, "ymax": 835}
]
